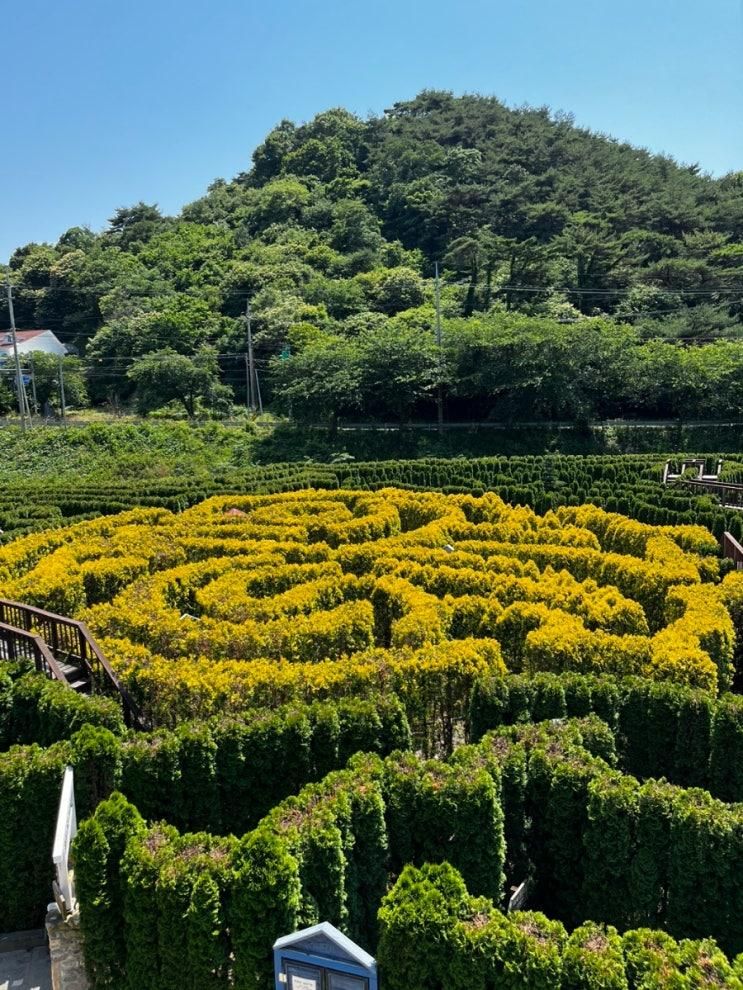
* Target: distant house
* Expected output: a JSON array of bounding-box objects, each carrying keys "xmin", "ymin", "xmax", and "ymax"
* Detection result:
[{"xmin": 0, "ymin": 329, "xmax": 67, "ymax": 360}]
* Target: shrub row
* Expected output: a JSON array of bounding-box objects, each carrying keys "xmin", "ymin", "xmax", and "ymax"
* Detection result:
[
  {"xmin": 71, "ymin": 717, "xmax": 743, "ymax": 989},
  {"xmin": 470, "ymin": 671, "xmax": 743, "ymax": 801},
  {"xmin": 377, "ymin": 862, "xmax": 743, "ymax": 990},
  {"xmin": 2, "ymin": 453, "xmax": 742, "ymax": 540},
  {"xmin": 464, "ymin": 719, "xmax": 743, "ymax": 954},
  {"xmin": 2, "ymin": 491, "xmax": 735, "ymax": 730},
  {"xmin": 74, "ymin": 745, "xmax": 505, "ymax": 990},
  {"xmin": 0, "ymin": 694, "xmax": 409, "ymax": 931},
  {"xmin": 0, "ymin": 664, "xmax": 124, "ymax": 748}
]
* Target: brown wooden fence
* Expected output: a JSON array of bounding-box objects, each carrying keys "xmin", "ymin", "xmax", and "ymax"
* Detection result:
[
  {"xmin": 0, "ymin": 598, "xmax": 143, "ymax": 728},
  {"xmin": 723, "ymin": 531, "xmax": 743, "ymax": 569}
]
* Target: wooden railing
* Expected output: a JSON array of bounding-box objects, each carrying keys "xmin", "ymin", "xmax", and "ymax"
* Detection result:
[
  {"xmin": 0, "ymin": 621, "xmax": 71, "ymax": 684},
  {"xmin": 669, "ymin": 477, "xmax": 743, "ymax": 509},
  {"xmin": 0, "ymin": 598, "xmax": 144, "ymax": 729},
  {"xmin": 723, "ymin": 531, "xmax": 743, "ymax": 570}
]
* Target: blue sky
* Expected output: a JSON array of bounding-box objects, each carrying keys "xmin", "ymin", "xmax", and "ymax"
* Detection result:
[{"xmin": 3, "ymin": 0, "xmax": 742, "ymax": 264}]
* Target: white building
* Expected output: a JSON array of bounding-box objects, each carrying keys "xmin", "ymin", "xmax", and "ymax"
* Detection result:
[{"xmin": 0, "ymin": 329, "xmax": 67, "ymax": 359}]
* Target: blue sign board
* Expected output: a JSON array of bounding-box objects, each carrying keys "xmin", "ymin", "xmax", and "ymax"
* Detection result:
[{"xmin": 274, "ymin": 922, "xmax": 378, "ymax": 990}]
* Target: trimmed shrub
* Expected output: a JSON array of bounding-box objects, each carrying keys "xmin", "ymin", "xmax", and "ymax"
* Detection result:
[
  {"xmin": 0, "ymin": 668, "xmax": 124, "ymax": 748},
  {"xmin": 0, "ymin": 694, "xmax": 410, "ymax": 930},
  {"xmin": 471, "ymin": 672, "xmax": 743, "ymax": 800}
]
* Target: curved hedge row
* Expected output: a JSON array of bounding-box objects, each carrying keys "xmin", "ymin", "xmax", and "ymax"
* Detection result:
[
  {"xmin": 1, "ymin": 491, "xmax": 737, "ymax": 745},
  {"xmin": 0, "ymin": 694, "xmax": 409, "ymax": 931},
  {"xmin": 71, "ymin": 716, "xmax": 743, "ymax": 990},
  {"xmin": 2, "ymin": 453, "xmax": 742, "ymax": 542},
  {"xmin": 470, "ymin": 671, "xmax": 743, "ymax": 801},
  {"xmin": 378, "ymin": 863, "xmax": 743, "ymax": 990}
]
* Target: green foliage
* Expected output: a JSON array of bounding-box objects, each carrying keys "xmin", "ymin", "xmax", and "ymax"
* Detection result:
[
  {"xmin": 470, "ymin": 672, "xmax": 743, "ymax": 801},
  {"xmin": 186, "ymin": 873, "xmax": 229, "ymax": 990},
  {"xmin": 231, "ymin": 829, "xmax": 302, "ymax": 990},
  {"xmin": 377, "ymin": 863, "xmax": 472, "ymax": 990},
  {"xmin": 0, "ymin": 693, "xmax": 410, "ymax": 928},
  {"xmin": 0, "ymin": 668, "xmax": 123, "ymax": 748},
  {"xmin": 3, "ymin": 449, "xmax": 743, "ymax": 549},
  {"xmin": 27, "ymin": 353, "xmax": 90, "ymax": 412},
  {"xmin": 73, "ymin": 793, "xmax": 145, "ymax": 990},
  {"xmin": 3, "ymin": 91, "xmax": 741, "ymax": 421},
  {"xmin": 709, "ymin": 694, "xmax": 743, "ymax": 802},
  {"xmin": 127, "ymin": 348, "xmax": 232, "ymax": 418},
  {"xmin": 583, "ymin": 772, "xmax": 640, "ymax": 929},
  {"xmin": 384, "ymin": 751, "xmax": 505, "ymax": 903},
  {"xmin": 0, "ymin": 743, "xmax": 66, "ymax": 929},
  {"xmin": 378, "ymin": 864, "xmax": 742, "ymax": 990},
  {"xmin": 65, "ymin": 717, "xmax": 743, "ymax": 987},
  {"xmin": 561, "ymin": 922, "xmax": 629, "ymax": 990},
  {"xmin": 71, "ymin": 725, "xmax": 123, "ymax": 816}
]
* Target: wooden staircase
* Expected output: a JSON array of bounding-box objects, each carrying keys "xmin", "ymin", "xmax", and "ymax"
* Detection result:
[{"xmin": 0, "ymin": 598, "xmax": 144, "ymax": 729}]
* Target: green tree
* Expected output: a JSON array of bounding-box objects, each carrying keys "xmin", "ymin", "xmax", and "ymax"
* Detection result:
[
  {"xmin": 28, "ymin": 354, "xmax": 89, "ymax": 413},
  {"xmin": 372, "ymin": 267, "xmax": 426, "ymax": 315},
  {"xmin": 104, "ymin": 203, "xmax": 168, "ymax": 253},
  {"xmin": 127, "ymin": 348, "xmax": 231, "ymax": 417},
  {"xmin": 269, "ymin": 330, "xmax": 362, "ymax": 432},
  {"xmin": 357, "ymin": 321, "xmax": 439, "ymax": 423}
]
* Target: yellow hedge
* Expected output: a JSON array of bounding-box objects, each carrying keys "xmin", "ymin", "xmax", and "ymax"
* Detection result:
[{"xmin": 0, "ymin": 489, "xmax": 737, "ymax": 712}]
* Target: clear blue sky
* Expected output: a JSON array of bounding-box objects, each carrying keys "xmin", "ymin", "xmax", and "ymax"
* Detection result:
[{"xmin": 3, "ymin": 0, "xmax": 742, "ymax": 264}]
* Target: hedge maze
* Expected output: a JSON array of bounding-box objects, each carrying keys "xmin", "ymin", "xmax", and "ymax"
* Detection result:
[
  {"xmin": 1, "ymin": 484, "xmax": 742, "ymax": 987},
  {"xmin": 2, "ymin": 453, "xmax": 743, "ymax": 543}
]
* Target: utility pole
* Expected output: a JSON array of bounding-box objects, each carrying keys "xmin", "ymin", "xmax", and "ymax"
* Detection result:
[
  {"xmin": 58, "ymin": 355, "xmax": 67, "ymax": 422},
  {"xmin": 434, "ymin": 262, "xmax": 444, "ymax": 432},
  {"xmin": 29, "ymin": 356, "xmax": 38, "ymax": 416},
  {"xmin": 4, "ymin": 276, "xmax": 27, "ymax": 431},
  {"xmin": 255, "ymin": 365, "xmax": 263, "ymax": 415},
  {"xmin": 244, "ymin": 354, "xmax": 252, "ymax": 412},
  {"xmin": 245, "ymin": 300, "xmax": 257, "ymax": 414}
]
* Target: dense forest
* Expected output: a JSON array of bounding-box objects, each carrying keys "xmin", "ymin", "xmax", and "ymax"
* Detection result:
[{"xmin": 2, "ymin": 90, "xmax": 742, "ymax": 423}]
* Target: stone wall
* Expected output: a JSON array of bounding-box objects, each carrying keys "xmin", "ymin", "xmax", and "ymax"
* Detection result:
[{"xmin": 45, "ymin": 906, "xmax": 88, "ymax": 990}]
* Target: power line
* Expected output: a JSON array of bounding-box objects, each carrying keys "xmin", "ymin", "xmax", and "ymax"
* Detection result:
[{"xmin": 7, "ymin": 280, "xmax": 743, "ymax": 297}]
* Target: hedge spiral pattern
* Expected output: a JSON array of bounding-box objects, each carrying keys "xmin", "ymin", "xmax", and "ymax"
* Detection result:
[{"xmin": 1, "ymin": 488, "xmax": 740, "ymax": 731}]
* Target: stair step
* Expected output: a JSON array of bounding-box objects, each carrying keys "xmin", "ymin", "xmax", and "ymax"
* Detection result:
[
  {"xmin": 68, "ymin": 679, "xmax": 91, "ymax": 692},
  {"xmin": 58, "ymin": 661, "xmax": 84, "ymax": 676}
]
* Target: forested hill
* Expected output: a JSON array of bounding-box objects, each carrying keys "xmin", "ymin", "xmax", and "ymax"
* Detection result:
[{"xmin": 2, "ymin": 91, "xmax": 743, "ymax": 423}]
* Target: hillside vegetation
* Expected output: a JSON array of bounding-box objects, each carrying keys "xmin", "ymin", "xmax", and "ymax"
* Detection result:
[{"xmin": 2, "ymin": 91, "xmax": 742, "ymax": 423}]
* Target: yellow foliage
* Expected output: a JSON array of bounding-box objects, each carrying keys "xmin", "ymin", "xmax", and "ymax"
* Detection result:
[{"xmin": 0, "ymin": 488, "xmax": 736, "ymax": 714}]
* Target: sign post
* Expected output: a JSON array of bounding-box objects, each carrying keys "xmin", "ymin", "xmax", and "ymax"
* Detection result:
[{"xmin": 274, "ymin": 922, "xmax": 377, "ymax": 990}]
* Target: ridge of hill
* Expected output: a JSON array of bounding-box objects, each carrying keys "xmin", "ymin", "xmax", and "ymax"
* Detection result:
[{"xmin": 1, "ymin": 90, "xmax": 742, "ymax": 423}]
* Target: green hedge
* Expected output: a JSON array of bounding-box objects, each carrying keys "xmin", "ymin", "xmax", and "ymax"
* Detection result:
[
  {"xmin": 468, "ymin": 719, "xmax": 743, "ymax": 955},
  {"xmin": 0, "ymin": 724, "xmax": 121, "ymax": 931},
  {"xmin": 377, "ymin": 863, "xmax": 743, "ymax": 990},
  {"xmin": 3, "ymin": 452, "xmax": 743, "ymax": 541},
  {"xmin": 72, "ymin": 717, "xmax": 743, "ymax": 988},
  {"xmin": 0, "ymin": 665, "xmax": 124, "ymax": 747},
  {"xmin": 0, "ymin": 694, "xmax": 410, "ymax": 931},
  {"xmin": 74, "ymin": 743, "xmax": 506, "ymax": 990},
  {"xmin": 470, "ymin": 672, "xmax": 743, "ymax": 800}
]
